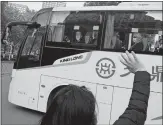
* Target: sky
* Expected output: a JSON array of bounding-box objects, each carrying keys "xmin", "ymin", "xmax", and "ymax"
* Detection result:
[{"xmin": 10, "ymin": 2, "xmax": 85, "ymax": 11}]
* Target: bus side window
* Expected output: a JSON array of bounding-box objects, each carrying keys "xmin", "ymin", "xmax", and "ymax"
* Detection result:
[
  {"xmin": 103, "ymin": 11, "xmax": 163, "ymax": 55},
  {"xmin": 47, "ymin": 11, "xmax": 70, "ymax": 44},
  {"xmin": 46, "ymin": 11, "xmax": 102, "ymax": 49}
]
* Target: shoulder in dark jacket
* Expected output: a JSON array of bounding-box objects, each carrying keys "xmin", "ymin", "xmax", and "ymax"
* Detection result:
[
  {"xmin": 113, "ymin": 71, "xmax": 151, "ymax": 125},
  {"xmin": 131, "ymin": 42, "xmax": 144, "ymax": 51}
]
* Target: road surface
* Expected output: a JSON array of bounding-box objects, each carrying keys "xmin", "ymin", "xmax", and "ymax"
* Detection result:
[{"xmin": 1, "ymin": 62, "xmax": 43, "ymax": 125}]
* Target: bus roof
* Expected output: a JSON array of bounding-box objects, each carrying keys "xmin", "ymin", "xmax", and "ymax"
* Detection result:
[{"xmin": 52, "ymin": 2, "xmax": 162, "ymax": 11}]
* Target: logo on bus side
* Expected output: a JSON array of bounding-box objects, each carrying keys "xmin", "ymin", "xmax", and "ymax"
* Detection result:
[
  {"xmin": 96, "ymin": 58, "xmax": 116, "ymax": 79},
  {"xmin": 60, "ymin": 55, "xmax": 83, "ymax": 63}
]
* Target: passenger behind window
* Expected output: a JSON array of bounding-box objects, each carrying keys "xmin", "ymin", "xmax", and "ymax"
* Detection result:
[
  {"xmin": 154, "ymin": 36, "xmax": 162, "ymax": 53},
  {"xmin": 85, "ymin": 32, "xmax": 93, "ymax": 44},
  {"xmin": 130, "ymin": 33, "xmax": 144, "ymax": 51},
  {"xmin": 63, "ymin": 36, "xmax": 70, "ymax": 43},
  {"xmin": 111, "ymin": 32, "xmax": 122, "ymax": 50},
  {"xmin": 147, "ymin": 36, "xmax": 156, "ymax": 52},
  {"xmin": 63, "ymin": 26, "xmax": 72, "ymax": 43},
  {"xmin": 91, "ymin": 30, "xmax": 98, "ymax": 45},
  {"xmin": 84, "ymin": 31, "xmax": 98, "ymax": 45},
  {"xmin": 154, "ymin": 40, "xmax": 160, "ymax": 52},
  {"xmin": 157, "ymin": 37, "xmax": 163, "ymax": 53},
  {"xmin": 142, "ymin": 37, "xmax": 149, "ymax": 51},
  {"xmin": 159, "ymin": 39, "xmax": 163, "ymax": 53},
  {"xmin": 75, "ymin": 31, "xmax": 85, "ymax": 43}
]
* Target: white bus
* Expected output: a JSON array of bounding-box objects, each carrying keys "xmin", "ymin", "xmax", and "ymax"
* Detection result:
[{"xmin": 3, "ymin": 2, "xmax": 162, "ymax": 125}]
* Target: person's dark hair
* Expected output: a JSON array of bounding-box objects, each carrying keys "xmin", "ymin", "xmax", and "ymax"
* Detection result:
[{"xmin": 40, "ymin": 85, "xmax": 97, "ymax": 125}]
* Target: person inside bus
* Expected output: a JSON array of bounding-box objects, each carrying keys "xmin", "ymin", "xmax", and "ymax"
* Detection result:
[
  {"xmin": 40, "ymin": 51, "xmax": 150, "ymax": 125},
  {"xmin": 154, "ymin": 36, "xmax": 163, "ymax": 53},
  {"xmin": 146, "ymin": 35, "xmax": 157, "ymax": 52},
  {"xmin": 75, "ymin": 31, "xmax": 84, "ymax": 43},
  {"xmin": 142, "ymin": 37, "xmax": 149, "ymax": 51},
  {"xmin": 111, "ymin": 32, "xmax": 122, "ymax": 50},
  {"xmin": 63, "ymin": 36, "xmax": 71, "ymax": 43},
  {"xmin": 158, "ymin": 37, "xmax": 163, "ymax": 53},
  {"xmin": 84, "ymin": 31, "xmax": 98, "ymax": 45},
  {"xmin": 142, "ymin": 36, "xmax": 155, "ymax": 52},
  {"xmin": 154, "ymin": 40, "xmax": 160, "ymax": 52},
  {"xmin": 115, "ymin": 32, "xmax": 122, "ymax": 49},
  {"xmin": 91, "ymin": 30, "xmax": 98, "ymax": 45},
  {"xmin": 130, "ymin": 33, "xmax": 144, "ymax": 51},
  {"xmin": 63, "ymin": 26, "xmax": 72, "ymax": 43},
  {"xmin": 85, "ymin": 32, "xmax": 93, "ymax": 44}
]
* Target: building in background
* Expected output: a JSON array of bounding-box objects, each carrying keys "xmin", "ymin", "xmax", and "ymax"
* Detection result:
[
  {"xmin": 8, "ymin": 3, "xmax": 28, "ymax": 13},
  {"xmin": 42, "ymin": 2, "xmax": 66, "ymax": 8}
]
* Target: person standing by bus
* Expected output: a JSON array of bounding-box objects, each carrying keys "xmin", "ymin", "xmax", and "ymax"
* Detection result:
[
  {"xmin": 40, "ymin": 51, "xmax": 150, "ymax": 125},
  {"xmin": 114, "ymin": 51, "xmax": 150, "ymax": 125}
]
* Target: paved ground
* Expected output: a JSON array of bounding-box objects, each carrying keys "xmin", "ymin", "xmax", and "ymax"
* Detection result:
[{"xmin": 1, "ymin": 62, "xmax": 43, "ymax": 125}]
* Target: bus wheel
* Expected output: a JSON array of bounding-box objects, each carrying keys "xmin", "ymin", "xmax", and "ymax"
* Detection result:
[{"xmin": 47, "ymin": 86, "xmax": 67, "ymax": 111}]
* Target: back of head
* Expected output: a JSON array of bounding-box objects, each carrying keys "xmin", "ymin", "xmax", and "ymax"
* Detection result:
[{"xmin": 40, "ymin": 85, "xmax": 96, "ymax": 125}]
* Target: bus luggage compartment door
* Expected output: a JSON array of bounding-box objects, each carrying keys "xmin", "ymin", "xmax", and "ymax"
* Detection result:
[
  {"xmin": 96, "ymin": 85, "xmax": 114, "ymax": 124},
  {"xmin": 37, "ymin": 75, "xmax": 62, "ymax": 112}
]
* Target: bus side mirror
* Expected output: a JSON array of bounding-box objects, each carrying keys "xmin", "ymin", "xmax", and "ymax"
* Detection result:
[
  {"xmin": 1, "ymin": 21, "xmax": 41, "ymax": 44},
  {"xmin": 27, "ymin": 22, "xmax": 41, "ymax": 29}
]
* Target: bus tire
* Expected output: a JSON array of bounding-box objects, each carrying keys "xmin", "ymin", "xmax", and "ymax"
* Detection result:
[{"xmin": 47, "ymin": 85, "xmax": 66, "ymax": 111}]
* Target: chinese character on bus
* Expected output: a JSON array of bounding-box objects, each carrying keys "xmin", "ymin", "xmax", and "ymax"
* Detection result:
[
  {"xmin": 120, "ymin": 66, "xmax": 163, "ymax": 82},
  {"xmin": 151, "ymin": 66, "xmax": 163, "ymax": 82}
]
